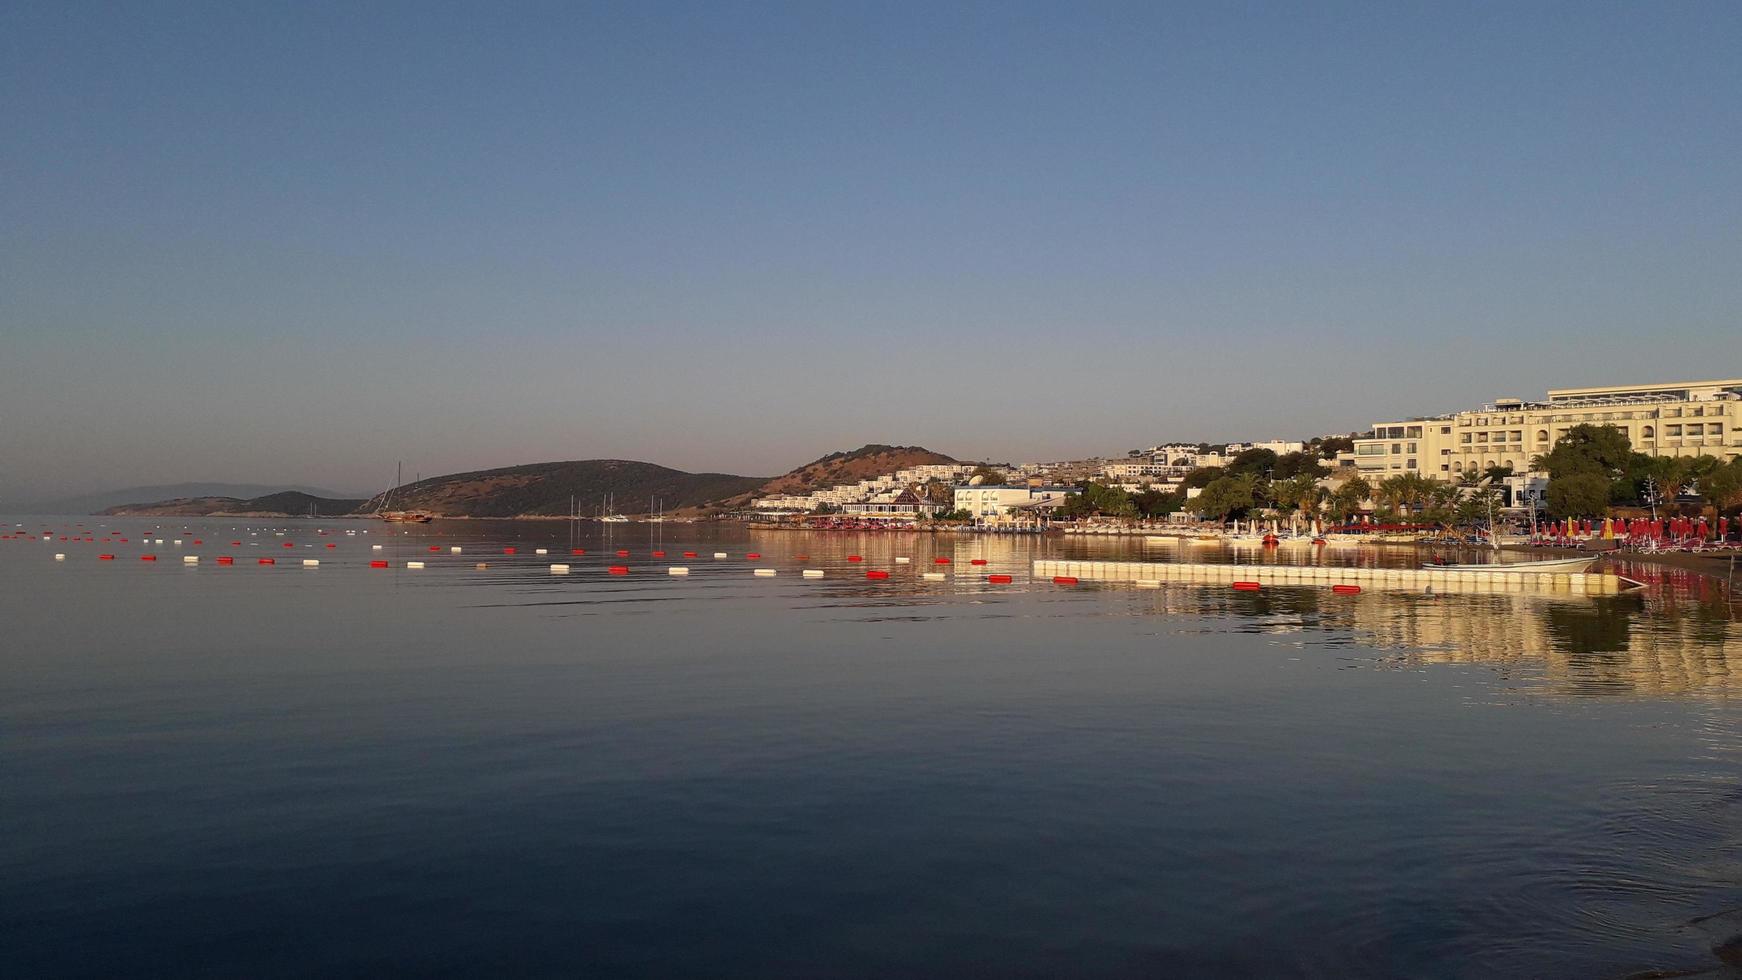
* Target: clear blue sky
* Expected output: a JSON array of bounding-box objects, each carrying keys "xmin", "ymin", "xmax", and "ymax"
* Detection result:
[{"xmin": 3, "ymin": 1, "xmax": 1738, "ymax": 498}]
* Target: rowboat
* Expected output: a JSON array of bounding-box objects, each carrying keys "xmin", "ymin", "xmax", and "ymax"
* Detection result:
[{"xmin": 1420, "ymin": 555, "xmax": 1597, "ymax": 573}]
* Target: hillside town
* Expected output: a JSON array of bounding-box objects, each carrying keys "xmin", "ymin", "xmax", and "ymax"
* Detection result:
[{"xmin": 748, "ymin": 377, "xmax": 1742, "ymax": 546}]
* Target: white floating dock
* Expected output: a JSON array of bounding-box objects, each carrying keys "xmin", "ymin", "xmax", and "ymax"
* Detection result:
[{"xmin": 1031, "ymin": 559, "xmax": 1638, "ymax": 595}]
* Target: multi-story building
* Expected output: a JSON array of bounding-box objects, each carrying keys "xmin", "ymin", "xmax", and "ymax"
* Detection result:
[
  {"xmin": 953, "ymin": 485, "xmax": 1077, "ymax": 520},
  {"xmin": 1353, "ymin": 378, "xmax": 1742, "ymax": 481}
]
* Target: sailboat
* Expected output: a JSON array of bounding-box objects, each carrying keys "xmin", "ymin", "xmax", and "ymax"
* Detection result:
[
  {"xmin": 599, "ymin": 493, "xmax": 628, "ymax": 523},
  {"xmin": 378, "ymin": 461, "xmax": 434, "ymax": 523}
]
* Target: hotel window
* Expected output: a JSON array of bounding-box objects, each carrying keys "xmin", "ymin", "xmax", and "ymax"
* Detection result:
[
  {"xmin": 1406, "ymin": 426, "xmax": 1422, "ymax": 438},
  {"xmin": 1710, "ymin": 423, "xmax": 1724, "ymax": 435},
  {"xmin": 1509, "ymin": 431, "xmax": 1522, "ymax": 442},
  {"xmin": 1406, "ymin": 459, "xmax": 1417, "ymax": 469},
  {"xmin": 1407, "ymin": 443, "xmax": 1417, "ymax": 453},
  {"xmin": 1536, "ymin": 430, "xmax": 1548, "ymax": 442},
  {"xmin": 1668, "ymin": 425, "xmax": 1682, "ymax": 436},
  {"xmin": 1440, "ymin": 426, "xmax": 1451, "ymax": 435},
  {"xmin": 1476, "ymin": 433, "xmax": 1488, "ymax": 442},
  {"xmin": 1391, "ymin": 443, "xmax": 1402, "ymax": 454},
  {"xmin": 1461, "ymin": 434, "xmax": 1472, "ymax": 444},
  {"xmin": 1642, "ymin": 425, "xmax": 1654, "ymax": 438}
]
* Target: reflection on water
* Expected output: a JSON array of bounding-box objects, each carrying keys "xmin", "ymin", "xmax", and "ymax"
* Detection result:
[{"xmin": 4, "ymin": 517, "xmax": 1742, "ymax": 978}]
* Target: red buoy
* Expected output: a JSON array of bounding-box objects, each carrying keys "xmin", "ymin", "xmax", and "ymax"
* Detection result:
[
  {"xmin": 746, "ymin": 553, "xmax": 761, "ymax": 560},
  {"xmin": 428, "ymin": 545, "xmax": 440, "ymax": 551},
  {"xmin": 970, "ymin": 559, "xmax": 987, "ymax": 566},
  {"xmin": 1332, "ymin": 584, "xmax": 1361, "ymax": 595},
  {"xmin": 847, "ymin": 555, "xmax": 863, "ymax": 562},
  {"xmin": 652, "ymin": 550, "xmax": 666, "ymax": 558},
  {"xmin": 683, "ymin": 551, "xmax": 697, "ymax": 558},
  {"xmin": 987, "ymin": 574, "xmax": 1012, "ymax": 584},
  {"xmin": 571, "ymin": 548, "xmax": 586, "ymax": 555},
  {"xmin": 370, "ymin": 560, "xmax": 389, "ymax": 568},
  {"xmin": 216, "ymin": 556, "xmax": 234, "ymax": 565},
  {"xmin": 616, "ymin": 549, "xmax": 629, "ymax": 557},
  {"xmin": 258, "ymin": 558, "xmax": 275, "ymax": 565},
  {"xmin": 1233, "ymin": 581, "xmax": 1262, "ymax": 591},
  {"xmin": 140, "ymin": 554, "xmax": 156, "ymax": 562},
  {"xmin": 934, "ymin": 557, "xmax": 951, "ymax": 564},
  {"xmin": 326, "ymin": 543, "xmax": 336, "ymax": 549},
  {"xmin": 504, "ymin": 547, "xmax": 517, "ymax": 555},
  {"xmin": 1052, "ymin": 576, "xmax": 1078, "ymax": 585},
  {"xmin": 282, "ymin": 542, "xmax": 294, "ymax": 548},
  {"xmin": 608, "ymin": 565, "xmax": 630, "ymax": 575},
  {"xmin": 866, "ymin": 570, "xmax": 889, "ymax": 579},
  {"xmin": 99, "ymin": 554, "xmax": 115, "ymax": 560}
]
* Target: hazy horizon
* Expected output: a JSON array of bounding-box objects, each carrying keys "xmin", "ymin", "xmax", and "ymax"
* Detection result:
[{"xmin": 5, "ymin": 1, "xmax": 1738, "ymax": 500}]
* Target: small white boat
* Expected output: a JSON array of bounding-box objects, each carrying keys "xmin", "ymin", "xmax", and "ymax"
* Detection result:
[{"xmin": 1420, "ymin": 555, "xmax": 1597, "ymax": 573}]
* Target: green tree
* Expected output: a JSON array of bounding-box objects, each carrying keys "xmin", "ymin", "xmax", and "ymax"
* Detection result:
[
  {"xmin": 1533, "ymin": 424, "xmax": 1633, "ymax": 479},
  {"xmin": 1327, "ymin": 476, "xmax": 1371, "ymax": 522},
  {"xmin": 1315, "ymin": 436, "xmax": 1355, "ymax": 459},
  {"xmin": 1180, "ymin": 466, "xmax": 1224, "ymax": 490},
  {"xmin": 1132, "ymin": 487, "xmax": 1183, "ymax": 518},
  {"xmin": 969, "ymin": 465, "xmax": 1007, "ymax": 485},
  {"xmin": 1546, "ymin": 472, "xmax": 1610, "ymax": 518},
  {"xmin": 1194, "ymin": 475, "xmax": 1258, "ymax": 521},
  {"xmin": 1227, "ymin": 449, "xmax": 1278, "ymax": 477},
  {"xmin": 1375, "ymin": 473, "xmax": 1440, "ymax": 515},
  {"xmin": 1695, "ymin": 458, "xmax": 1742, "ymax": 513},
  {"xmin": 1275, "ymin": 473, "xmax": 1325, "ymax": 517}
]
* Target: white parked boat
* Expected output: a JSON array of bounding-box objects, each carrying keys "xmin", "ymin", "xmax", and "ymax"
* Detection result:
[{"xmin": 1420, "ymin": 556, "xmax": 1597, "ymax": 573}]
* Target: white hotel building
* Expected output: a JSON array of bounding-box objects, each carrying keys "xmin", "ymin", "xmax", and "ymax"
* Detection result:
[{"xmin": 1353, "ymin": 378, "xmax": 1742, "ymax": 481}]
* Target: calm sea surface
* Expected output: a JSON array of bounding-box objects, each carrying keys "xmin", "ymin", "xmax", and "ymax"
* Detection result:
[{"xmin": 5, "ymin": 517, "xmax": 1742, "ymax": 978}]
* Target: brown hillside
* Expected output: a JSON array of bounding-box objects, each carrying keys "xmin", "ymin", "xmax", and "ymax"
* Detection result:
[{"xmin": 711, "ymin": 445, "xmax": 959, "ymax": 508}]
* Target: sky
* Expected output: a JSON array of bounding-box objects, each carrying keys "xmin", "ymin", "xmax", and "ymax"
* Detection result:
[{"xmin": 3, "ymin": 1, "xmax": 1739, "ymax": 499}]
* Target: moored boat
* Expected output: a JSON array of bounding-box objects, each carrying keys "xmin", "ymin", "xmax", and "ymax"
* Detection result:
[{"xmin": 1420, "ymin": 555, "xmax": 1597, "ymax": 573}]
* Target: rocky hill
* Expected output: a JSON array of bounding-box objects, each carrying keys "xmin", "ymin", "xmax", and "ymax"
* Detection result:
[
  {"xmin": 99, "ymin": 491, "xmax": 366, "ymax": 517},
  {"xmin": 357, "ymin": 459, "xmax": 766, "ymax": 518},
  {"xmin": 711, "ymin": 444, "xmax": 959, "ymax": 508}
]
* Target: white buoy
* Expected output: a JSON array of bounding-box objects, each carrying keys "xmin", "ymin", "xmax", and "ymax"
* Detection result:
[
  {"xmin": 802, "ymin": 569, "xmax": 824, "ymax": 579},
  {"xmin": 450, "ymin": 546, "xmax": 461, "ymax": 554},
  {"xmin": 535, "ymin": 548, "xmax": 548, "ymax": 555},
  {"xmin": 668, "ymin": 567, "xmax": 690, "ymax": 575},
  {"xmin": 549, "ymin": 564, "xmax": 570, "ymax": 574},
  {"xmin": 54, "ymin": 553, "xmax": 65, "ymax": 561},
  {"xmin": 922, "ymin": 572, "xmax": 946, "ymax": 581},
  {"xmin": 407, "ymin": 561, "xmax": 425, "ymax": 569},
  {"xmin": 895, "ymin": 556, "xmax": 910, "ymax": 564},
  {"xmin": 372, "ymin": 544, "xmax": 383, "ymax": 550},
  {"xmin": 713, "ymin": 552, "xmax": 727, "ymax": 559},
  {"xmin": 153, "ymin": 538, "xmax": 164, "ymax": 544},
  {"xmin": 753, "ymin": 568, "xmax": 776, "ymax": 577},
  {"xmin": 302, "ymin": 559, "xmax": 319, "ymax": 567},
  {"xmin": 475, "ymin": 562, "xmax": 488, "ymax": 569},
  {"xmin": 173, "ymin": 539, "xmax": 183, "ymax": 546},
  {"xmin": 182, "ymin": 555, "xmax": 198, "ymax": 564}
]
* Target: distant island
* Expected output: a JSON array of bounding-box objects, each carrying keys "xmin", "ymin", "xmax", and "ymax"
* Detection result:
[{"xmin": 88, "ymin": 445, "xmax": 958, "ymax": 519}]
